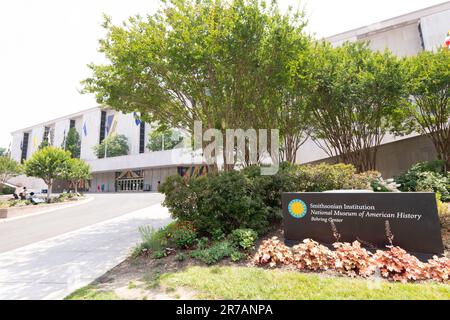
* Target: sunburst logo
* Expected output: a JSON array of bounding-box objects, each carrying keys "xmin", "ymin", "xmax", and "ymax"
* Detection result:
[{"xmin": 288, "ymin": 199, "xmax": 307, "ymax": 219}]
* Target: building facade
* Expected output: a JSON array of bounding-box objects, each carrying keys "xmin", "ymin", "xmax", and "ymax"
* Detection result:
[
  {"xmin": 295, "ymin": 1, "xmax": 450, "ymax": 178},
  {"xmin": 9, "ymin": 107, "xmax": 205, "ymax": 192},
  {"xmin": 8, "ymin": 2, "xmax": 450, "ymax": 191}
]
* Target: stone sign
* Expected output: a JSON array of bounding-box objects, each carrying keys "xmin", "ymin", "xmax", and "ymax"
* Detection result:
[{"xmin": 282, "ymin": 192, "xmax": 444, "ymax": 257}]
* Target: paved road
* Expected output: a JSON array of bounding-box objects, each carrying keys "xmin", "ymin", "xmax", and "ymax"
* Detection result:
[
  {"xmin": 0, "ymin": 193, "xmax": 171, "ymax": 300},
  {"xmin": 0, "ymin": 193, "xmax": 164, "ymax": 253}
]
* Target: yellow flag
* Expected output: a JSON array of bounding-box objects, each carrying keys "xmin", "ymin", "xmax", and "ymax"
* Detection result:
[{"xmin": 33, "ymin": 136, "xmax": 37, "ymax": 148}]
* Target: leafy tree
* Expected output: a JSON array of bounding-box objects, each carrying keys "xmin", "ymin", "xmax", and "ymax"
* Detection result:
[
  {"xmin": 402, "ymin": 48, "xmax": 450, "ymax": 170},
  {"xmin": 147, "ymin": 128, "xmax": 184, "ymax": 151},
  {"xmin": 39, "ymin": 140, "xmax": 50, "ymax": 149},
  {"xmin": 64, "ymin": 128, "xmax": 81, "ymax": 158},
  {"xmin": 23, "ymin": 147, "xmax": 72, "ymax": 201},
  {"xmin": 0, "ymin": 156, "xmax": 21, "ymax": 184},
  {"xmin": 64, "ymin": 158, "xmax": 91, "ymax": 193},
  {"xmin": 93, "ymin": 134, "xmax": 129, "ymax": 158},
  {"xmin": 309, "ymin": 41, "xmax": 405, "ymax": 172},
  {"xmin": 83, "ymin": 0, "xmax": 310, "ymax": 168}
]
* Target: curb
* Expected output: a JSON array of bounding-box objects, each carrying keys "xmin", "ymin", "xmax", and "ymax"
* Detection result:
[{"xmin": 0, "ymin": 197, "xmax": 95, "ymax": 224}]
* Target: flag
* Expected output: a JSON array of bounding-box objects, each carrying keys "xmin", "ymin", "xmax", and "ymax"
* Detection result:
[
  {"xmin": 106, "ymin": 114, "xmax": 114, "ymax": 135},
  {"xmin": 20, "ymin": 140, "xmax": 23, "ymax": 151},
  {"xmin": 33, "ymin": 136, "xmax": 37, "ymax": 148},
  {"xmin": 83, "ymin": 121, "xmax": 88, "ymax": 137},
  {"xmin": 133, "ymin": 112, "xmax": 141, "ymax": 126},
  {"xmin": 108, "ymin": 114, "xmax": 118, "ymax": 137}
]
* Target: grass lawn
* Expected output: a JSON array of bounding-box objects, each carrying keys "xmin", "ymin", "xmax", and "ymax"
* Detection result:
[
  {"xmin": 160, "ymin": 266, "xmax": 450, "ymax": 300},
  {"xmin": 65, "ymin": 285, "xmax": 119, "ymax": 300}
]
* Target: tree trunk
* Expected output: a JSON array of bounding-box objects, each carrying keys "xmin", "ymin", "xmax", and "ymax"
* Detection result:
[
  {"xmin": 74, "ymin": 180, "xmax": 78, "ymax": 194},
  {"xmin": 47, "ymin": 181, "xmax": 53, "ymax": 202}
]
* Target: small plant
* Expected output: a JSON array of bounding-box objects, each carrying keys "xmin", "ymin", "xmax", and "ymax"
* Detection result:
[
  {"xmin": 175, "ymin": 253, "xmax": 187, "ymax": 262},
  {"xmin": 230, "ymin": 251, "xmax": 246, "ymax": 262},
  {"xmin": 229, "ymin": 228, "xmax": 258, "ymax": 250},
  {"xmin": 329, "ymin": 220, "xmax": 341, "ymax": 242},
  {"xmin": 171, "ymin": 222, "xmax": 197, "ymax": 249},
  {"xmin": 195, "ymin": 237, "xmax": 210, "ymax": 250},
  {"xmin": 385, "ymin": 220, "xmax": 394, "ymax": 246},
  {"xmin": 292, "ymin": 239, "xmax": 335, "ymax": 271},
  {"xmin": 153, "ymin": 250, "xmax": 166, "ymax": 259},
  {"xmin": 190, "ymin": 240, "xmax": 237, "ymax": 265},
  {"xmin": 253, "ymin": 237, "xmax": 293, "ymax": 268},
  {"xmin": 373, "ymin": 246, "xmax": 427, "ymax": 283},
  {"xmin": 333, "ymin": 241, "xmax": 376, "ymax": 277}
]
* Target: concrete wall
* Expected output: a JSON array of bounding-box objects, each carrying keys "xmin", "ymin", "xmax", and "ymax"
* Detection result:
[
  {"xmin": 54, "ymin": 118, "xmax": 70, "ymax": 149},
  {"xmin": 421, "ymin": 9, "xmax": 450, "ymax": 51},
  {"xmin": 80, "ymin": 108, "xmax": 101, "ymax": 160},
  {"xmin": 89, "ymin": 171, "xmax": 116, "ymax": 192},
  {"xmin": 361, "ymin": 22, "xmax": 423, "ymax": 57},
  {"xmin": 143, "ymin": 167, "xmax": 178, "ymax": 191},
  {"xmin": 305, "ymin": 134, "xmax": 437, "ymax": 178},
  {"xmin": 10, "ymin": 132, "xmax": 23, "ymax": 163}
]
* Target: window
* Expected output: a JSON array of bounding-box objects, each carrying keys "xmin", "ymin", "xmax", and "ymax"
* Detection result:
[
  {"xmin": 43, "ymin": 126, "xmax": 50, "ymax": 143},
  {"xmin": 70, "ymin": 119, "xmax": 76, "ymax": 129},
  {"xmin": 139, "ymin": 122, "xmax": 145, "ymax": 153},
  {"xmin": 99, "ymin": 111, "xmax": 106, "ymax": 144},
  {"xmin": 21, "ymin": 132, "xmax": 29, "ymax": 163}
]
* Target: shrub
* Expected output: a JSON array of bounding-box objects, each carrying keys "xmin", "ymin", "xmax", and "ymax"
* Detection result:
[
  {"xmin": 396, "ymin": 160, "xmax": 449, "ymax": 201},
  {"xmin": 229, "ymin": 228, "xmax": 258, "ymax": 250},
  {"xmin": 292, "ymin": 239, "xmax": 335, "ymax": 271},
  {"xmin": 294, "ymin": 163, "xmax": 357, "ymax": 192},
  {"xmin": 333, "ymin": 241, "xmax": 376, "ymax": 277},
  {"xmin": 171, "ymin": 223, "xmax": 197, "ymax": 249},
  {"xmin": 175, "ymin": 253, "xmax": 187, "ymax": 262},
  {"xmin": 1, "ymin": 185, "xmax": 15, "ymax": 195},
  {"xmin": 190, "ymin": 240, "xmax": 238, "ymax": 265},
  {"xmin": 242, "ymin": 163, "xmax": 297, "ymax": 224},
  {"xmin": 426, "ymin": 256, "xmax": 450, "ymax": 282},
  {"xmin": 253, "ymin": 237, "xmax": 293, "ymax": 267},
  {"xmin": 161, "ymin": 171, "xmax": 269, "ymax": 235},
  {"xmin": 373, "ymin": 246, "xmax": 427, "ymax": 282},
  {"xmin": 230, "ymin": 251, "xmax": 246, "ymax": 262},
  {"xmin": 136, "ymin": 224, "xmax": 170, "ymax": 253}
]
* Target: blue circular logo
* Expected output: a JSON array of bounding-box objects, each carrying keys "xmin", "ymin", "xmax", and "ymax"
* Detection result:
[{"xmin": 288, "ymin": 199, "xmax": 307, "ymax": 219}]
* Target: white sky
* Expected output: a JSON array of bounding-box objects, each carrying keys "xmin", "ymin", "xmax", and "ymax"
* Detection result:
[{"xmin": 0, "ymin": 0, "xmax": 447, "ymax": 148}]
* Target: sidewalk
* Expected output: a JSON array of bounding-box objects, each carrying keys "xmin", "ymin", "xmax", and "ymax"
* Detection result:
[{"xmin": 0, "ymin": 203, "xmax": 172, "ymax": 300}]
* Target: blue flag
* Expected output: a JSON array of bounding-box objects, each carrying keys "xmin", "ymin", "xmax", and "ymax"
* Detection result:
[
  {"xmin": 133, "ymin": 112, "xmax": 141, "ymax": 126},
  {"xmin": 83, "ymin": 121, "xmax": 88, "ymax": 137}
]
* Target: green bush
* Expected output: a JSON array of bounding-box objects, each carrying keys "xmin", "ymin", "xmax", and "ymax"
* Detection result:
[
  {"xmin": 171, "ymin": 226, "xmax": 197, "ymax": 249},
  {"xmin": 175, "ymin": 252, "xmax": 187, "ymax": 262},
  {"xmin": 189, "ymin": 240, "xmax": 239, "ymax": 265},
  {"xmin": 229, "ymin": 228, "xmax": 258, "ymax": 250},
  {"xmin": 396, "ymin": 161, "xmax": 449, "ymax": 201},
  {"xmin": 161, "ymin": 171, "xmax": 269, "ymax": 235},
  {"xmin": 242, "ymin": 163, "xmax": 297, "ymax": 224},
  {"xmin": 137, "ymin": 225, "xmax": 170, "ymax": 252},
  {"xmin": 294, "ymin": 163, "xmax": 358, "ymax": 192},
  {"xmin": 1, "ymin": 186, "xmax": 15, "ymax": 195}
]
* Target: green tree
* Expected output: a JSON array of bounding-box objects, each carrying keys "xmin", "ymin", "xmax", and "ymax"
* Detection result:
[
  {"xmin": 64, "ymin": 158, "xmax": 91, "ymax": 193},
  {"xmin": 39, "ymin": 140, "xmax": 50, "ymax": 149},
  {"xmin": 147, "ymin": 128, "xmax": 184, "ymax": 151},
  {"xmin": 403, "ymin": 48, "xmax": 450, "ymax": 170},
  {"xmin": 64, "ymin": 128, "xmax": 81, "ymax": 158},
  {"xmin": 0, "ymin": 156, "xmax": 22, "ymax": 184},
  {"xmin": 93, "ymin": 134, "xmax": 129, "ymax": 159},
  {"xmin": 309, "ymin": 41, "xmax": 405, "ymax": 172},
  {"xmin": 23, "ymin": 147, "xmax": 72, "ymax": 201},
  {"xmin": 83, "ymin": 0, "xmax": 310, "ymax": 168}
]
